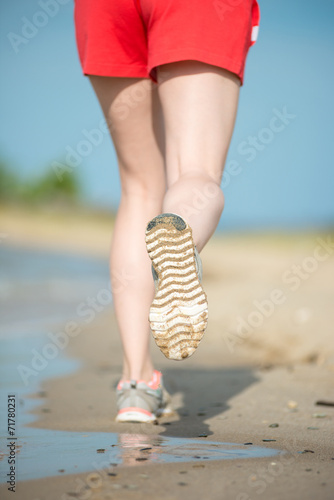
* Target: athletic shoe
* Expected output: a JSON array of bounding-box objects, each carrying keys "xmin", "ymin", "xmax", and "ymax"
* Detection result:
[
  {"xmin": 145, "ymin": 213, "xmax": 208, "ymax": 360},
  {"xmin": 116, "ymin": 369, "xmax": 173, "ymax": 423}
]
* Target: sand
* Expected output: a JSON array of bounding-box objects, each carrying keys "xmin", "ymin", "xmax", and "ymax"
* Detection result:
[{"xmin": 1, "ymin": 207, "xmax": 333, "ymax": 500}]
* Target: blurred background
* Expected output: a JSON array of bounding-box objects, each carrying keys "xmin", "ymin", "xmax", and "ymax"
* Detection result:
[
  {"xmin": 0, "ymin": 0, "xmax": 333, "ymax": 229},
  {"xmin": 1, "ymin": 4, "xmax": 333, "ymax": 492}
]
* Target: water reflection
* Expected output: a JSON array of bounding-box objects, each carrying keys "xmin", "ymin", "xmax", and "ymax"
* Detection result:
[{"xmin": 0, "ymin": 430, "xmax": 281, "ymax": 482}]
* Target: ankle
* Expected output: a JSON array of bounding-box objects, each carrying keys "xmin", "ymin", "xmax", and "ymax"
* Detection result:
[{"xmin": 121, "ymin": 364, "xmax": 155, "ymax": 384}]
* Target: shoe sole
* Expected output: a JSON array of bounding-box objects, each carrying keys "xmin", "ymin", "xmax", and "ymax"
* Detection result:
[
  {"xmin": 115, "ymin": 406, "xmax": 174, "ymax": 423},
  {"xmin": 145, "ymin": 213, "xmax": 208, "ymax": 360},
  {"xmin": 116, "ymin": 408, "xmax": 157, "ymax": 424}
]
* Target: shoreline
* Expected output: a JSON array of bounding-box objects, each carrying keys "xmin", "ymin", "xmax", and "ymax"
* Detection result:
[
  {"xmin": 1, "ymin": 206, "xmax": 334, "ymax": 499},
  {"xmin": 1, "ymin": 205, "xmax": 333, "ymax": 255},
  {"xmin": 8, "ymin": 307, "xmax": 334, "ymax": 500},
  {"xmin": 1, "ymin": 206, "xmax": 333, "ymax": 366}
]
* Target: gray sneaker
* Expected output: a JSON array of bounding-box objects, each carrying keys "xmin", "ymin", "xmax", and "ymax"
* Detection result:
[
  {"xmin": 145, "ymin": 213, "xmax": 208, "ymax": 360},
  {"xmin": 116, "ymin": 370, "xmax": 172, "ymax": 423}
]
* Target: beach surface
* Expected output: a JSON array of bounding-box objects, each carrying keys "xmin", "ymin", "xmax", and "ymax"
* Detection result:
[{"xmin": 0, "ymin": 208, "xmax": 333, "ymax": 500}]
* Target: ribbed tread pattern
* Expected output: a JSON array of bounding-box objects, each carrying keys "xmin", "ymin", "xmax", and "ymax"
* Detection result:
[{"xmin": 145, "ymin": 214, "xmax": 208, "ymax": 360}]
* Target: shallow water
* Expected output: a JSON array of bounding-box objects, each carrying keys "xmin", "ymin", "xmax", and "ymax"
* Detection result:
[
  {"xmin": 1, "ymin": 429, "xmax": 281, "ymax": 482},
  {"xmin": 0, "ymin": 246, "xmax": 110, "ymax": 338},
  {"xmin": 0, "ymin": 246, "xmax": 280, "ymax": 484}
]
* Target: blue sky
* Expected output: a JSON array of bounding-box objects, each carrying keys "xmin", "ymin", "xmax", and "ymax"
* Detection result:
[{"xmin": 1, "ymin": 0, "xmax": 334, "ymax": 230}]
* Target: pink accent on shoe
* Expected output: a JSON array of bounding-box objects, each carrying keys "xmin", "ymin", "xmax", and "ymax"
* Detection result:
[
  {"xmin": 117, "ymin": 370, "xmax": 162, "ymax": 390},
  {"xmin": 136, "ymin": 370, "xmax": 161, "ymax": 389},
  {"xmin": 147, "ymin": 370, "xmax": 162, "ymax": 390}
]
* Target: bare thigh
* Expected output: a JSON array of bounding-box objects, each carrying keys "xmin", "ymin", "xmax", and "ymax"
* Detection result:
[
  {"xmin": 157, "ymin": 61, "xmax": 240, "ymax": 187},
  {"xmin": 89, "ymin": 76, "xmax": 165, "ymax": 197}
]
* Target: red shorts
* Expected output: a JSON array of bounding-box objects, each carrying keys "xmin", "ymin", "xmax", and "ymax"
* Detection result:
[{"xmin": 74, "ymin": 0, "xmax": 260, "ymax": 85}]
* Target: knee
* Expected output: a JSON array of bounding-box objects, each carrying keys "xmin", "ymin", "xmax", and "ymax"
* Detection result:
[
  {"xmin": 165, "ymin": 171, "xmax": 225, "ymax": 213},
  {"xmin": 121, "ymin": 184, "xmax": 164, "ymax": 203},
  {"xmin": 120, "ymin": 169, "xmax": 166, "ymax": 201},
  {"xmin": 167, "ymin": 160, "xmax": 223, "ymax": 189},
  {"xmin": 167, "ymin": 154, "xmax": 223, "ymax": 187}
]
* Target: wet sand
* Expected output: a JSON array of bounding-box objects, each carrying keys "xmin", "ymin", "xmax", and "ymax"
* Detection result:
[{"xmin": 1, "ymin": 208, "xmax": 333, "ymax": 499}]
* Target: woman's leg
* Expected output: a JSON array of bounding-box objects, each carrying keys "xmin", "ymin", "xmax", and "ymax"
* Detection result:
[
  {"xmin": 89, "ymin": 76, "xmax": 165, "ymax": 383},
  {"xmin": 90, "ymin": 63, "xmax": 239, "ymax": 376},
  {"xmin": 144, "ymin": 62, "xmax": 240, "ymax": 361},
  {"xmin": 157, "ymin": 61, "xmax": 240, "ymax": 251}
]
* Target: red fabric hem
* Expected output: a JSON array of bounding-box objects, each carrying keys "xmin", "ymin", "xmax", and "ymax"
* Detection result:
[
  {"xmin": 80, "ymin": 51, "xmax": 249, "ymax": 85},
  {"xmin": 82, "ymin": 62, "xmax": 149, "ymax": 79},
  {"xmin": 148, "ymin": 47, "xmax": 248, "ymax": 85}
]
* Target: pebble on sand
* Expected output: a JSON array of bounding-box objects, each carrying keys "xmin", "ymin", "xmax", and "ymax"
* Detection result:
[
  {"xmin": 315, "ymin": 400, "xmax": 334, "ymax": 407},
  {"xmin": 86, "ymin": 473, "xmax": 102, "ymax": 484},
  {"xmin": 269, "ymin": 423, "xmax": 279, "ymax": 428}
]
